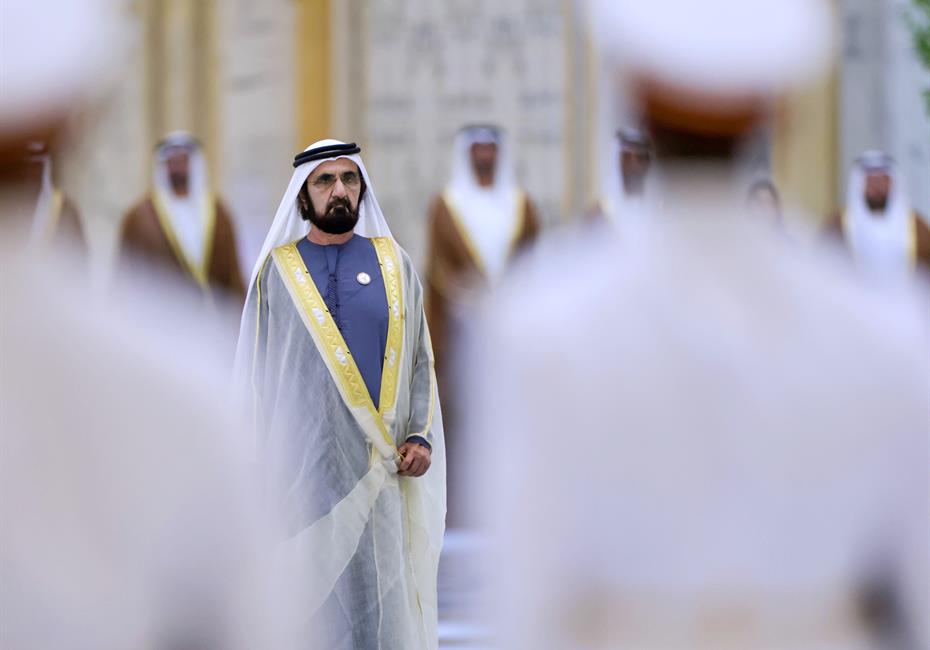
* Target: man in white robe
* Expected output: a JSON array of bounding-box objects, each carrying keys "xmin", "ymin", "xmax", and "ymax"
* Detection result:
[
  {"xmin": 121, "ymin": 132, "xmax": 244, "ymax": 298},
  {"xmin": 468, "ymin": 1, "xmax": 929, "ymax": 648},
  {"xmin": 235, "ymin": 140, "xmax": 446, "ymax": 649},
  {"xmin": 825, "ymin": 151, "xmax": 930, "ymax": 276},
  {"xmin": 589, "ymin": 126, "xmax": 653, "ymax": 226},
  {"xmin": 423, "ymin": 125, "xmax": 538, "ymax": 525}
]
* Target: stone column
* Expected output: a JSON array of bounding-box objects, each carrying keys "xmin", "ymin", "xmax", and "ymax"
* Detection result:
[{"xmin": 215, "ymin": 0, "xmax": 297, "ymax": 277}]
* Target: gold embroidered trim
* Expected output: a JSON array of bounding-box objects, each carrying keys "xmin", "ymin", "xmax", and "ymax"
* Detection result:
[
  {"xmin": 442, "ymin": 190, "xmax": 487, "ymax": 276},
  {"xmin": 371, "ymin": 236, "xmax": 405, "ymax": 416},
  {"xmin": 507, "ymin": 190, "xmax": 527, "ymax": 257},
  {"xmin": 272, "ymin": 241, "xmax": 397, "ymax": 451},
  {"xmin": 152, "ymin": 190, "xmax": 217, "ymax": 288}
]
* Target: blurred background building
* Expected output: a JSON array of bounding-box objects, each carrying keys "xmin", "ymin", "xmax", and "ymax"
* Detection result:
[{"xmin": 57, "ymin": 0, "xmax": 930, "ymax": 278}]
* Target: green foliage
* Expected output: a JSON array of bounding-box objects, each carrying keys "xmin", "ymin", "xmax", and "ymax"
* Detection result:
[{"xmin": 908, "ymin": 0, "xmax": 930, "ymax": 114}]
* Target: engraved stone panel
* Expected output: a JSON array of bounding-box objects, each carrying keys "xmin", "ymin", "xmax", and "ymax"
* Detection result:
[{"xmin": 358, "ymin": 0, "xmax": 572, "ymax": 268}]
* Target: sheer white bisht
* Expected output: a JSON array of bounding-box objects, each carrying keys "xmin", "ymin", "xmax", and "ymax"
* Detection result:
[{"xmin": 234, "ymin": 140, "xmax": 446, "ymax": 649}]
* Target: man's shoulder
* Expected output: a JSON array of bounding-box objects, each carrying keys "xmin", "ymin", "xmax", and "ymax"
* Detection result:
[
  {"xmin": 369, "ymin": 237, "xmax": 425, "ymax": 288},
  {"xmin": 271, "ymin": 239, "xmax": 301, "ymax": 253},
  {"xmin": 366, "ymin": 236, "xmax": 414, "ymax": 266},
  {"xmin": 212, "ymin": 198, "xmax": 237, "ymax": 229},
  {"xmin": 125, "ymin": 195, "xmax": 156, "ymax": 219},
  {"xmin": 426, "ymin": 192, "xmax": 454, "ymax": 218},
  {"xmin": 120, "ymin": 195, "xmax": 161, "ymax": 241}
]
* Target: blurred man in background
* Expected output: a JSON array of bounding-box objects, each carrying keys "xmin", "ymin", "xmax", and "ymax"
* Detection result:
[
  {"xmin": 424, "ymin": 124, "xmax": 538, "ymax": 525},
  {"xmin": 470, "ymin": 1, "xmax": 929, "ymax": 649},
  {"xmin": 235, "ymin": 139, "xmax": 445, "ymax": 650},
  {"xmin": 825, "ymin": 151, "xmax": 930, "ymax": 275},
  {"xmin": 120, "ymin": 132, "xmax": 245, "ymax": 299},
  {"xmin": 590, "ymin": 126, "xmax": 653, "ymax": 225},
  {"xmin": 22, "ymin": 140, "xmax": 85, "ymax": 249}
]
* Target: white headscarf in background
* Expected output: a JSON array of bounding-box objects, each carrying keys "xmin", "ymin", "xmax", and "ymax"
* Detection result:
[
  {"xmin": 153, "ymin": 132, "xmax": 211, "ymax": 269},
  {"xmin": 599, "ymin": 126, "xmax": 653, "ymax": 224},
  {"xmin": 444, "ymin": 125, "xmax": 521, "ymax": 282},
  {"xmin": 843, "ymin": 151, "xmax": 915, "ymax": 275},
  {"xmin": 28, "ymin": 145, "xmax": 62, "ymax": 244}
]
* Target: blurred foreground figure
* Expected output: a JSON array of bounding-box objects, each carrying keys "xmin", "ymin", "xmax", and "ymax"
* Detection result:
[
  {"xmin": 590, "ymin": 127, "xmax": 653, "ymax": 225},
  {"xmin": 825, "ymin": 151, "xmax": 930, "ymax": 276},
  {"xmin": 23, "ymin": 140, "xmax": 85, "ymax": 248},
  {"xmin": 121, "ymin": 132, "xmax": 245, "ymax": 299},
  {"xmin": 1, "ymin": 270, "xmax": 287, "ymax": 649},
  {"xmin": 1, "ymin": 2, "xmax": 289, "ymax": 648},
  {"xmin": 235, "ymin": 140, "xmax": 445, "ymax": 649},
  {"xmin": 471, "ymin": 1, "xmax": 929, "ymax": 649},
  {"xmin": 424, "ymin": 124, "xmax": 538, "ymax": 524}
]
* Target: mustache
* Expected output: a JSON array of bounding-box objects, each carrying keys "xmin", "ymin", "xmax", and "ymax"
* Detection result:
[{"xmin": 326, "ymin": 196, "xmax": 353, "ymax": 214}]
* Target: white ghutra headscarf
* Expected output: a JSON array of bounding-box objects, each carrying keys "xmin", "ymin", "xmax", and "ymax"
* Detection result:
[
  {"xmin": 236, "ymin": 138, "xmax": 396, "ymax": 378},
  {"xmin": 245, "ymin": 139, "xmax": 393, "ymax": 291}
]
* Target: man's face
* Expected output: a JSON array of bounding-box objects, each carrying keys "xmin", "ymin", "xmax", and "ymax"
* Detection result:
[
  {"xmin": 620, "ymin": 149, "xmax": 651, "ymax": 193},
  {"xmin": 864, "ymin": 171, "xmax": 891, "ymax": 212},
  {"xmin": 304, "ymin": 158, "xmax": 363, "ymax": 234},
  {"xmin": 165, "ymin": 150, "xmax": 190, "ymax": 191},
  {"xmin": 470, "ymin": 142, "xmax": 498, "ymax": 180}
]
